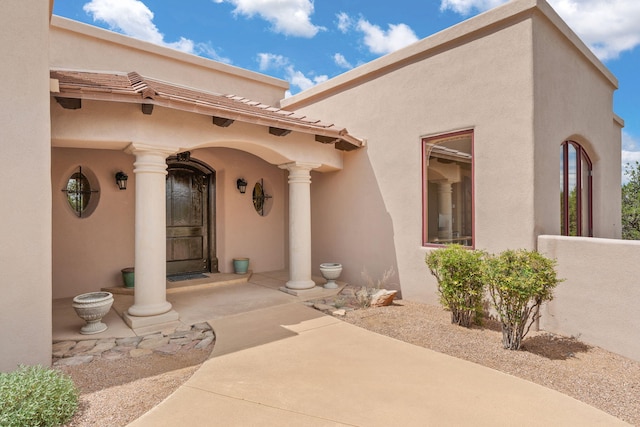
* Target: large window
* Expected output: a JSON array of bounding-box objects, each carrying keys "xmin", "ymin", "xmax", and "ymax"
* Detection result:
[
  {"xmin": 423, "ymin": 130, "xmax": 474, "ymax": 247},
  {"xmin": 560, "ymin": 140, "xmax": 592, "ymax": 236}
]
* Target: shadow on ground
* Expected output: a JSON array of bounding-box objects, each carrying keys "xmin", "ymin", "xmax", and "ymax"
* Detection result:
[{"xmin": 522, "ymin": 333, "xmax": 591, "ymax": 360}]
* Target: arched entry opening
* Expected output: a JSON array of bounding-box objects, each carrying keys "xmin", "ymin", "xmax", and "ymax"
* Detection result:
[{"xmin": 166, "ymin": 154, "xmax": 218, "ymax": 276}]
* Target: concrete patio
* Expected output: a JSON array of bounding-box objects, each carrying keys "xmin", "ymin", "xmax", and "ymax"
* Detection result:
[{"xmin": 52, "ymin": 271, "xmax": 628, "ymax": 426}]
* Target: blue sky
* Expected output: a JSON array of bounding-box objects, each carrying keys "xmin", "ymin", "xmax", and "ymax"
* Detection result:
[{"xmin": 53, "ymin": 0, "xmax": 639, "ymax": 181}]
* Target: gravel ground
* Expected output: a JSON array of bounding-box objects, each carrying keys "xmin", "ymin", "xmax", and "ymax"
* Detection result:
[
  {"xmin": 57, "ymin": 299, "xmax": 640, "ymax": 426},
  {"xmin": 58, "ymin": 347, "xmax": 211, "ymax": 427},
  {"xmin": 343, "ymin": 300, "xmax": 640, "ymax": 426}
]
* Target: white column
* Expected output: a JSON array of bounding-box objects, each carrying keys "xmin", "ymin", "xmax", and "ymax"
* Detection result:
[
  {"xmin": 437, "ymin": 181, "xmax": 453, "ymax": 240},
  {"xmin": 280, "ymin": 162, "xmax": 320, "ymax": 290},
  {"xmin": 124, "ymin": 144, "xmax": 179, "ymax": 328}
]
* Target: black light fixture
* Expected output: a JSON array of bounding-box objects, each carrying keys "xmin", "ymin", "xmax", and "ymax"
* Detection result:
[
  {"xmin": 115, "ymin": 171, "xmax": 128, "ymax": 190},
  {"xmin": 236, "ymin": 178, "xmax": 248, "ymax": 194}
]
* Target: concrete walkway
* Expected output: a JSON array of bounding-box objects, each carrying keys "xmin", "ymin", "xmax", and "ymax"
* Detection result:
[{"xmin": 125, "ymin": 276, "xmax": 628, "ymax": 426}]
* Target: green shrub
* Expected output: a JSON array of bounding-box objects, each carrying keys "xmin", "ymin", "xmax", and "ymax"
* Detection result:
[
  {"xmin": 486, "ymin": 249, "xmax": 561, "ymax": 350},
  {"xmin": 0, "ymin": 365, "xmax": 79, "ymax": 427},
  {"xmin": 425, "ymin": 245, "xmax": 486, "ymax": 327}
]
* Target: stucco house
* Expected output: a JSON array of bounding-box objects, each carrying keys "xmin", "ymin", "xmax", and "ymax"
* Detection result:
[{"xmin": 2, "ymin": 0, "xmax": 639, "ymax": 372}]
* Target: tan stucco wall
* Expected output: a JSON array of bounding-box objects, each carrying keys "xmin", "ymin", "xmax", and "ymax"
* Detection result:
[
  {"xmin": 532, "ymin": 5, "xmax": 621, "ymax": 238},
  {"xmin": 285, "ymin": 9, "xmax": 537, "ymax": 303},
  {"xmin": 538, "ymin": 235, "xmax": 640, "ymax": 362},
  {"xmin": 283, "ymin": 0, "xmax": 620, "ymax": 304},
  {"xmin": 53, "ymin": 148, "xmax": 135, "ymax": 298},
  {"xmin": 52, "ymin": 147, "xmax": 286, "ymax": 298},
  {"xmin": 0, "ymin": 0, "xmax": 52, "ymax": 371},
  {"xmin": 190, "ymin": 148, "xmax": 287, "ymax": 275},
  {"xmin": 49, "ymin": 16, "xmax": 288, "ymax": 106}
]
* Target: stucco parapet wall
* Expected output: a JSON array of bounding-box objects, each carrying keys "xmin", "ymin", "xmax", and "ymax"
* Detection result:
[
  {"xmin": 538, "ymin": 234, "xmax": 640, "ymax": 247},
  {"xmin": 281, "ymin": 0, "xmax": 617, "ymax": 110},
  {"xmin": 50, "ymin": 16, "xmax": 287, "ymax": 93}
]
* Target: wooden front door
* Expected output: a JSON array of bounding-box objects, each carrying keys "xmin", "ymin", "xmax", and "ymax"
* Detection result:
[{"xmin": 166, "ymin": 166, "xmax": 210, "ymax": 275}]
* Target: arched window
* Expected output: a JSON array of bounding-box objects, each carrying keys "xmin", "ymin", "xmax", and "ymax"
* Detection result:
[{"xmin": 560, "ymin": 140, "xmax": 592, "ymax": 236}]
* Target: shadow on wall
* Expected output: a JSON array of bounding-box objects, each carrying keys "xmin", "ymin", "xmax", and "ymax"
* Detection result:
[{"xmin": 311, "ymin": 146, "xmax": 400, "ymax": 295}]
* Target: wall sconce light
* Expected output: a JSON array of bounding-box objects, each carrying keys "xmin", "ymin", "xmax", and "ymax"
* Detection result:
[
  {"xmin": 236, "ymin": 178, "xmax": 247, "ymax": 194},
  {"xmin": 115, "ymin": 171, "xmax": 128, "ymax": 190}
]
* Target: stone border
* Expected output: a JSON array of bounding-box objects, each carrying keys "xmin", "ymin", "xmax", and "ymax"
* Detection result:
[{"xmin": 53, "ymin": 322, "xmax": 215, "ymax": 367}]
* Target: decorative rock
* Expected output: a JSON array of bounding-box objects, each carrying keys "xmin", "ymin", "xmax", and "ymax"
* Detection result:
[
  {"xmin": 141, "ymin": 332, "xmax": 163, "ymax": 341},
  {"xmin": 332, "ymin": 309, "xmax": 347, "ymax": 317},
  {"xmin": 111, "ymin": 345, "xmax": 137, "ymax": 354},
  {"xmin": 161, "ymin": 326, "xmax": 177, "ymax": 336},
  {"xmin": 154, "ymin": 343, "xmax": 182, "ymax": 355},
  {"xmin": 52, "ymin": 321, "xmax": 215, "ymax": 366},
  {"xmin": 195, "ymin": 336, "xmax": 214, "ymax": 349},
  {"xmin": 193, "ymin": 322, "xmax": 210, "ymax": 331},
  {"xmin": 54, "ymin": 355, "xmax": 94, "ymax": 366},
  {"xmin": 189, "ymin": 330, "xmax": 206, "ymax": 340},
  {"xmin": 137, "ymin": 337, "xmax": 169, "ymax": 350},
  {"xmin": 116, "ymin": 336, "xmax": 142, "ymax": 346},
  {"xmin": 169, "ymin": 337, "xmax": 193, "ymax": 345},
  {"xmin": 370, "ymin": 289, "xmax": 398, "ymax": 307},
  {"xmin": 313, "ymin": 303, "xmax": 333, "ymax": 312},
  {"xmin": 168, "ymin": 331, "xmax": 188, "ymax": 339},
  {"xmin": 68, "ymin": 340, "xmax": 97, "ymax": 356},
  {"xmin": 181, "ymin": 340, "xmax": 199, "ymax": 351},
  {"xmin": 87, "ymin": 341, "xmax": 117, "ymax": 354},
  {"xmin": 52, "ymin": 341, "xmax": 76, "ymax": 358},
  {"xmin": 175, "ymin": 324, "xmax": 193, "ymax": 333}
]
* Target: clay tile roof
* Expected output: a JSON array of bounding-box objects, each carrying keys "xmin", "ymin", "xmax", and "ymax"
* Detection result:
[{"xmin": 50, "ymin": 69, "xmax": 363, "ymax": 151}]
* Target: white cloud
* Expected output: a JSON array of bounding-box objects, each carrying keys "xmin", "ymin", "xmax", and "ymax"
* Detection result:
[
  {"xmin": 217, "ymin": 0, "xmax": 324, "ymax": 38},
  {"xmin": 550, "ymin": 0, "xmax": 640, "ymax": 60},
  {"xmin": 439, "ymin": 0, "xmax": 640, "ymax": 61},
  {"xmin": 84, "ymin": 0, "xmax": 166, "ymax": 44},
  {"xmin": 257, "ymin": 53, "xmax": 326, "ymax": 93},
  {"xmin": 84, "ymin": 0, "xmax": 229, "ymax": 61},
  {"xmin": 197, "ymin": 43, "xmax": 232, "ymax": 64},
  {"xmin": 286, "ymin": 66, "xmax": 328, "ymax": 91},
  {"xmin": 257, "ymin": 53, "xmax": 289, "ymax": 71},
  {"xmin": 439, "ymin": 0, "xmax": 506, "ymax": 15},
  {"xmin": 336, "ymin": 12, "xmax": 353, "ymax": 33},
  {"xmin": 333, "ymin": 53, "xmax": 353, "ymax": 69},
  {"xmin": 356, "ymin": 19, "xmax": 419, "ymax": 55}
]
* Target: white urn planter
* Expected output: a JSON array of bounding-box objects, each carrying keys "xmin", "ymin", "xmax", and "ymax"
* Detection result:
[
  {"xmin": 319, "ymin": 263, "xmax": 342, "ymax": 289},
  {"xmin": 72, "ymin": 291, "xmax": 114, "ymax": 335}
]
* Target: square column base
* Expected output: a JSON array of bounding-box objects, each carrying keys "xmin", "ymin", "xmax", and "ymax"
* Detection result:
[{"xmin": 123, "ymin": 309, "xmax": 179, "ymax": 329}]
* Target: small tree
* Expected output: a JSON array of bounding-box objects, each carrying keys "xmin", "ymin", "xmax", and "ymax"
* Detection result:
[
  {"xmin": 486, "ymin": 250, "xmax": 561, "ymax": 350},
  {"xmin": 622, "ymin": 161, "xmax": 640, "ymax": 240},
  {"xmin": 425, "ymin": 245, "xmax": 486, "ymax": 327}
]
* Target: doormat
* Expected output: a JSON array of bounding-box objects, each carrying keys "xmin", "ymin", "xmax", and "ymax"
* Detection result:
[{"xmin": 167, "ymin": 273, "xmax": 209, "ymax": 282}]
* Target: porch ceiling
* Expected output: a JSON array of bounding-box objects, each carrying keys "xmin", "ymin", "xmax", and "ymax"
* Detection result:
[{"xmin": 50, "ymin": 70, "xmax": 363, "ymax": 151}]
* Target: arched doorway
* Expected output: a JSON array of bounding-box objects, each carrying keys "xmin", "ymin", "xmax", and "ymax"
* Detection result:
[{"xmin": 166, "ymin": 154, "xmax": 218, "ymax": 276}]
